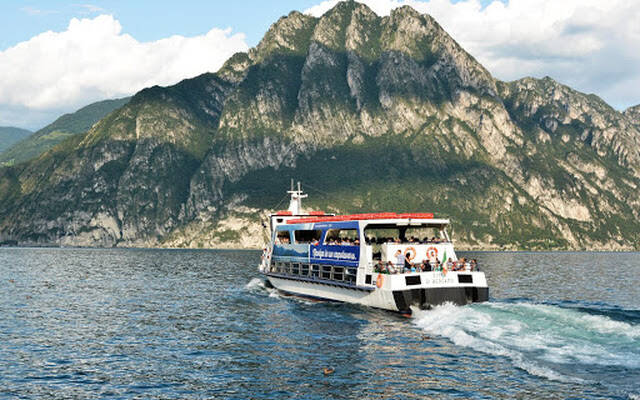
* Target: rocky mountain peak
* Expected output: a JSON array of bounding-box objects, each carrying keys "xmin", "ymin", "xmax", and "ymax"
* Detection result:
[
  {"xmin": 499, "ymin": 76, "xmax": 640, "ymax": 175},
  {"xmin": 217, "ymin": 52, "xmax": 252, "ymax": 83},
  {"xmin": 623, "ymin": 104, "xmax": 640, "ymax": 130},
  {"xmin": 250, "ymin": 11, "xmax": 317, "ymax": 62},
  {"xmin": 311, "ymin": 1, "xmax": 369, "ymax": 52}
]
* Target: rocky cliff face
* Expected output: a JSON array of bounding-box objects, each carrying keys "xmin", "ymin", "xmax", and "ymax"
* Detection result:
[
  {"xmin": 1, "ymin": 1, "xmax": 639, "ymax": 250},
  {"xmin": 624, "ymin": 104, "xmax": 640, "ymax": 130}
]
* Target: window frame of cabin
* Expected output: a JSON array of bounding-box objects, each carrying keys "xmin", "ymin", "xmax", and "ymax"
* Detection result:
[
  {"xmin": 293, "ymin": 229, "xmax": 323, "ymax": 244},
  {"xmin": 322, "ymin": 228, "xmax": 359, "ymax": 245},
  {"xmin": 275, "ymin": 229, "xmax": 292, "ymax": 244}
]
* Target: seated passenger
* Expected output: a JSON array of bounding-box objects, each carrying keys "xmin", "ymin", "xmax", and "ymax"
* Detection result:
[
  {"xmin": 446, "ymin": 258, "xmax": 454, "ymax": 270},
  {"xmin": 374, "ymin": 260, "xmax": 384, "ymax": 273},
  {"xmin": 354, "ymin": 239, "xmax": 360, "ymax": 246},
  {"xmin": 471, "ymin": 259, "xmax": 478, "ymax": 271},
  {"xmin": 421, "ymin": 259, "xmax": 432, "ymax": 272},
  {"xmin": 386, "ymin": 261, "xmax": 397, "ymax": 274}
]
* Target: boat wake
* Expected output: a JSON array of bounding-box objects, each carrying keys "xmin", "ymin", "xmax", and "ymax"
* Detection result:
[
  {"xmin": 245, "ymin": 278, "xmax": 266, "ymax": 290},
  {"xmin": 245, "ymin": 278, "xmax": 279, "ymax": 298},
  {"xmin": 413, "ymin": 300, "xmax": 640, "ymax": 396},
  {"xmin": 245, "ymin": 278, "xmax": 319, "ymax": 303}
]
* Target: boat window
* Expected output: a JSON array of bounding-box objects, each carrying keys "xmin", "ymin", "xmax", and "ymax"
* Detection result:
[
  {"xmin": 293, "ymin": 230, "xmax": 322, "ymax": 244},
  {"xmin": 275, "ymin": 230, "xmax": 291, "ymax": 244},
  {"xmin": 364, "ymin": 225, "xmax": 447, "ymax": 245},
  {"xmin": 323, "ymin": 229, "xmax": 359, "ymax": 246}
]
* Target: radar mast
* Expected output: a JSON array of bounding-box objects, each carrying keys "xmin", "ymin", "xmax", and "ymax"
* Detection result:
[{"xmin": 287, "ymin": 180, "xmax": 307, "ymax": 215}]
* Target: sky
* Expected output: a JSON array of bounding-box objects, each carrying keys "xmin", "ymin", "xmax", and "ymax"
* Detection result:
[{"xmin": 1, "ymin": 0, "xmax": 639, "ymax": 130}]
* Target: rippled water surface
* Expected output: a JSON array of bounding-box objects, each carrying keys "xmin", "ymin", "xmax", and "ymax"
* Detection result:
[{"xmin": 1, "ymin": 248, "xmax": 638, "ymax": 399}]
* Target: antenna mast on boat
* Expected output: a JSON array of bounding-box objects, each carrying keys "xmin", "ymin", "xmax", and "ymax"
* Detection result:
[{"xmin": 287, "ymin": 180, "xmax": 307, "ymax": 215}]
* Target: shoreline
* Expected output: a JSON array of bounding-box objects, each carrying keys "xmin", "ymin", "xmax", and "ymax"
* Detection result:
[{"xmin": 1, "ymin": 244, "xmax": 638, "ymax": 252}]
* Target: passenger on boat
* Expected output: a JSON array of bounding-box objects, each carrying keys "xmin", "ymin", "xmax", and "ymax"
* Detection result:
[
  {"xmin": 387, "ymin": 261, "xmax": 398, "ymax": 274},
  {"xmin": 404, "ymin": 251, "xmax": 413, "ymax": 272},
  {"xmin": 394, "ymin": 250, "xmax": 405, "ymax": 271},
  {"xmin": 446, "ymin": 258, "xmax": 454, "ymax": 269},
  {"xmin": 421, "ymin": 259, "xmax": 432, "ymax": 272},
  {"xmin": 374, "ymin": 260, "xmax": 386, "ymax": 274},
  {"xmin": 471, "ymin": 259, "xmax": 478, "ymax": 271}
]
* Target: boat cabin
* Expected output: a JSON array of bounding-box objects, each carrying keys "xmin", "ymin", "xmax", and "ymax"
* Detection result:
[{"xmin": 267, "ymin": 213, "xmax": 458, "ymax": 287}]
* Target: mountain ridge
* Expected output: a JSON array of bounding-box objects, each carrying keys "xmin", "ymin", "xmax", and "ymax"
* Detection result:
[
  {"xmin": 0, "ymin": 97, "xmax": 131, "ymax": 166},
  {"xmin": 0, "ymin": 1, "xmax": 639, "ymax": 250},
  {"xmin": 0, "ymin": 127, "xmax": 32, "ymax": 154}
]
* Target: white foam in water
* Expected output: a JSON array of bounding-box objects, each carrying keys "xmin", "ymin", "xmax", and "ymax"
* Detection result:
[
  {"xmin": 579, "ymin": 314, "xmax": 640, "ymax": 339},
  {"xmin": 245, "ymin": 278, "xmax": 283, "ymax": 299},
  {"xmin": 502, "ymin": 302, "xmax": 640, "ymax": 339},
  {"xmin": 413, "ymin": 301, "xmax": 640, "ymax": 384},
  {"xmin": 245, "ymin": 278, "xmax": 265, "ymax": 290},
  {"xmin": 413, "ymin": 303, "xmax": 580, "ymax": 383}
]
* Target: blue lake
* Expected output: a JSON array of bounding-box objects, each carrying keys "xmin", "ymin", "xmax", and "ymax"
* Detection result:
[{"xmin": 0, "ymin": 248, "xmax": 638, "ymax": 399}]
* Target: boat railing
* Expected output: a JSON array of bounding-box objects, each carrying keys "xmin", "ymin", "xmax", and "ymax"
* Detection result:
[
  {"xmin": 368, "ymin": 260, "xmax": 479, "ymax": 274},
  {"xmin": 268, "ymin": 261, "xmax": 358, "ymax": 285}
]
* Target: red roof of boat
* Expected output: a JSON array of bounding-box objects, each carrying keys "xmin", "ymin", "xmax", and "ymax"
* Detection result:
[{"xmin": 286, "ymin": 212, "xmax": 434, "ymax": 224}]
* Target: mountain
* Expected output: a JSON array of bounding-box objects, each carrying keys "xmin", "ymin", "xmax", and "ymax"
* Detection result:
[
  {"xmin": 0, "ymin": 127, "xmax": 32, "ymax": 154},
  {"xmin": 1, "ymin": 1, "xmax": 639, "ymax": 250},
  {"xmin": 0, "ymin": 97, "xmax": 130, "ymax": 166},
  {"xmin": 624, "ymin": 104, "xmax": 640, "ymax": 130}
]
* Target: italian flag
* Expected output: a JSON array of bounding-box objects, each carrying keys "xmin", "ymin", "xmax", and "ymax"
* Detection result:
[{"xmin": 441, "ymin": 249, "xmax": 447, "ymax": 275}]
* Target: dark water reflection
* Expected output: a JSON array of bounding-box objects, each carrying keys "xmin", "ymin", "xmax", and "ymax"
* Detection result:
[{"xmin": 0, "ymin": 248, "xmax": 638, "ymax": 399}]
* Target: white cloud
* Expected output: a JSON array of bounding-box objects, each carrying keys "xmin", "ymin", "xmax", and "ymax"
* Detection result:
[
  {"xmin": 74, "ymin": 4, "xmax": 107, "ymax": 14},
  {"xmin": 20, "ymin": 6, "xmax": 58, "ymax": 16},
  {"xmin": 305, "ymin": 0, "xmax": 640, "ymax": 110},
  {"xmin": 0, "ymin": 15, "xmax": 248, "ymax": 129}
]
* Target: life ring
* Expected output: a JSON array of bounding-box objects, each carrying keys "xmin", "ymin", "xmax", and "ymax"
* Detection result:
[
  {"xmin": 405, "ymin": 246, "xmax": 416, "ymax": 261},
  {"xmin": 376, "ymin": 274, "xmax": 384, "ymax": 288},
  {"xmin": 426, "ymin": 246, "xmax": 438, "ymax": 261}
]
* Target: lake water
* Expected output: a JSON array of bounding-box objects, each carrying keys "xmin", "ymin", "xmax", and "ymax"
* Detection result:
[{"xmin": 0, "ymin": 248, "xmax": 638, "ymax": 399}]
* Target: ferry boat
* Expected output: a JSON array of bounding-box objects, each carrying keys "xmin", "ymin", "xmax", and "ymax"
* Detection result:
[{"xmin": 259, "ymin": 183, "xmax": 489, "ymax": 314}]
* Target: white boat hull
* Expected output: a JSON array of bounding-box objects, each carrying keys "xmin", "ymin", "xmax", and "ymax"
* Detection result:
[{"xmin": 265, "ymin": 270, "xmax": 489, "ymax": 313}]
